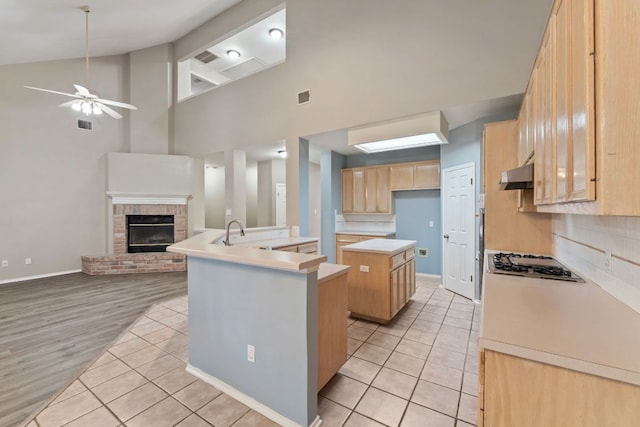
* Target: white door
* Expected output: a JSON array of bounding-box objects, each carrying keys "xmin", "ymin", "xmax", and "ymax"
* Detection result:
[
  {"xmin": 276, "ymin": 183, "xmax": 286, "ymax": 226},
  {"xmin": 442, "ymin": 163, "xmax": 475, "ymax": 300}
]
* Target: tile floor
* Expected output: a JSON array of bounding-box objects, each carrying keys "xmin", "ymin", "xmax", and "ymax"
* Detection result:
[{"xmin": 28, "ymin": 276, "xmax": 480, "ymax": 427}]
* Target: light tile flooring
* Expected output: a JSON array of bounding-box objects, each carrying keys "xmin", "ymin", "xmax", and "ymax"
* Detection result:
[{"xmin": 28, "ymin": 276, "xmax": 480, "ymax": 427}]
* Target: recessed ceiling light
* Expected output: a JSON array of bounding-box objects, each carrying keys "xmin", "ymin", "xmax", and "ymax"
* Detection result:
[
  {"xmin": 269, "ymin": 28, "xmax": 284, "ymax": 39},
  {"xmin": 353, "ymin": 133, "xmax": 445, "ymax": 154},
  {"xmin": 226, "ymin": 49, "xmax": 241, "ymax": 60}
]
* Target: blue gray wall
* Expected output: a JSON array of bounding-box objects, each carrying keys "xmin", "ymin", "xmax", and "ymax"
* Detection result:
[
  {"xmin": 187, "ymin": 257, "xmax": 318, "ymax": 425},
  {"xmin": 299, "ymin": 138, "xmax": 310, "ymax": 236},
  {"xmin": 394, "ymin": 190, "xmax": 442, "ymax": 275},
  {"xmin": 321, "ymin": 150, "xmax": 347, "ymax": 263}
]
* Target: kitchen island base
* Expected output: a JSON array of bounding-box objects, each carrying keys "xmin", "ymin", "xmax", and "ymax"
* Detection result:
[{"xmin": 342, "ymin": 239, "xmax": 416, "ymax": 324}]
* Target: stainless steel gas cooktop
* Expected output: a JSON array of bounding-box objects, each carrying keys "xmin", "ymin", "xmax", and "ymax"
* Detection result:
[{"xmin": 488, "ymin": 252, "xmax": 584, "ymax": 283}]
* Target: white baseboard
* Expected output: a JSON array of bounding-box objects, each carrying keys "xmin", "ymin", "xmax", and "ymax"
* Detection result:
[
  {"xmin": 417, "ymin": 273, "xmax": 441, "ymax": 281},
  {"xmin": 0, "ymin": 269, "xmax": 82, "ymax": 285},
  {"xmin": 186, "ymin": 364, "xmax": 322, "ymax": 427}
]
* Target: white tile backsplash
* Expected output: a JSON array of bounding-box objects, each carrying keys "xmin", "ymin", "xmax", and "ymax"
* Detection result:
[
  {"xmin": 553, "ymin": 214, "xmax": 640, "ymax": 313},
  {"xmin": 335, "ymin": 213, "xmax": 396, "ymax": 234}
]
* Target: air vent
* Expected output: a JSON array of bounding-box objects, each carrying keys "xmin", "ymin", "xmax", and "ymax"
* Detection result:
[
  {"xmin": 298, "ymin": 90, "xmax": 310, "ymax": 105},
  {"xmin": 77, "ymin": 120, "xmax": 92, "ymax": 130},
  {"xmin": 194, "ymin": 50, "xmax": 219, "ymax": 64}
]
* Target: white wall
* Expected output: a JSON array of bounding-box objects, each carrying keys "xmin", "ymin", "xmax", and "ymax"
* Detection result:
[
  {"xmin": 129, "ymin": 44, "xmax": 173, "ymax": 154},
  {"xmin": 107, "ymin": 152, "xmax": 193, "ymax": 195},
  {"xmin": 553, "ymin": 215, "xmax": 640, "ymax": 314},
  {"xmin": 204, "ymin": 166, "xmax": 225, "ymax": 229},
  {"xmin": 257, "ymin": 160, "xmax": 273, "ymax": 226},
  {"xmin": 246, "ymin": 162, "xmax": 258, "ymax": 227},
  {"xmin": 0, "ymin": 56, "xmax": 128, "ymax": 281}
]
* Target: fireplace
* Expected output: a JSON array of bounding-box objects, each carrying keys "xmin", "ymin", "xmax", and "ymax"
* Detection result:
[{"xmin": 127, "ymin": 215, "xmax": 175, "ymax": 253}]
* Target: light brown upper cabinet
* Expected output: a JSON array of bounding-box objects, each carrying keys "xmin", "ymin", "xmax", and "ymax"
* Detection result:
[
  {"xmin": 389, "ymin": 160, "xmax": 440, "ymax": 190},
  {"xmin": 341, "ymin": 160, "xmax": 440, "ymax": 214},
  {"xmin": 342, "ymin": 167, "xmax": 391, "ymax": 214},
  {"xmin": 521, "ymin": 0, "xmax": 639, "ymax": 215}
]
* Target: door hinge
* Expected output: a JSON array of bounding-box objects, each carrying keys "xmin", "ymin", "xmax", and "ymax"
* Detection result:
[
  {"xmin": 470, "ymin": 275, "xmax": 473, "ymax": 283},
  {"xmin": 470, "ymin": 178, "xmax": 473, "ymax": 185}
]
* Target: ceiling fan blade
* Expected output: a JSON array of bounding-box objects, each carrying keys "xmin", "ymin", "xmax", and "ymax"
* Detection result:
[
  {"xmin": 96, "ymin": 102, "xmax": 123, "ymax": 119},
  {"xmin": 96, "ymin": 98, "xmax": 138, "ymax": 110},
  {"xmin": 59, "ymin": 100, "xmax": 78, "ymax": 107},
  {"xmin": 73, "ymin": 84, "xmax": 91, "ymax": 96},
  {"xmin": 24, "ymin": 86, "xmax": 81, "ymax": 99}
]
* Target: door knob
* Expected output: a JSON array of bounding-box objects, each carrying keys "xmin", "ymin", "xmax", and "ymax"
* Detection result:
[{"xmin": 443, "ymin": 234, "xmax": 450, "ymax": 239}]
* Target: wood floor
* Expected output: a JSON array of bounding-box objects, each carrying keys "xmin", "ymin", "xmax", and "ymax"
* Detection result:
[{"xmin": 0, "ymin": 271, "xmax": 187, "ymax": 427}]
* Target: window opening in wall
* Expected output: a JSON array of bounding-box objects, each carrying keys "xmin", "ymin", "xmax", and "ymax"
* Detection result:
[{"xmin": 177, "ymin": 7, "xmax": 286, "ymax": 101}]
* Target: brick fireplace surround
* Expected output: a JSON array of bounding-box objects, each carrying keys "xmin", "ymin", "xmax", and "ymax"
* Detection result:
[{"xmin": 82, "ymin": 203, "xmax": 187, "ymax": 275}]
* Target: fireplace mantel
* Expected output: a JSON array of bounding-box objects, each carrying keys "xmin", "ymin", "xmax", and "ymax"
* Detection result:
[{"xmin": 107, "ymin": 192, "xmax": 190, "ymax": 205}]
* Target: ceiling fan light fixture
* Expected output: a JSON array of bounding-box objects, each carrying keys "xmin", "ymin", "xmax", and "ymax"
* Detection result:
[
  {"xmin": 226, "ymin": 49, "xmax": 241, "ymax": 60},
  {"xmin": 23, "ymin": 6, "xmax": 136, "ymax": 120},
  {"xmin": 81, "ymin": 102, "xmax": 92, "ymax": 115},
  {"xmin": 269, "ymin": 28, "xmax": 284, "ymax": 39}
]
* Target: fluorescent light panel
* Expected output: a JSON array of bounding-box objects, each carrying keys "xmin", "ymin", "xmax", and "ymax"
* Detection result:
[{"xmin": 354, "ymin": 133, "xmax": 444, "ymax": 153}]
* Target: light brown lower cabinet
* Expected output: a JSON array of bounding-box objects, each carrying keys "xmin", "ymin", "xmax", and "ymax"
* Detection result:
[
  {"xmin": 478, "ymin": 349, "xmax": 640, "ymax": 427},
  {"xmin": 343, "ymin": 247, "xmax": 415, "ymax": 323},
  {"xmin": 317, "ymin": 268, "xmax": 348, "ymax": 391},
  {"xmin": 275, "ymin": 241, "xmax": 318, "ymax": 254}
]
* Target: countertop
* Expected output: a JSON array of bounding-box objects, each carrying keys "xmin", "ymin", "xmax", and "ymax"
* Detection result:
[
  {"xmin": 168, "ymin": 230, "xmax": 326, "ymax": 273},
  {"xmin": 336, "ymin": 231, "xmax": 396, "ymax": 237},
  {"xmin": 317, "ymin": 263, "xmax": 350, "ymax": 284},
  {"xmin": 480, "ymin": 271, "xmax": 640, "ymax": 386},
  {"xmin": 341, "ymin": 238, "xmax": 416, "ymax": 256}
]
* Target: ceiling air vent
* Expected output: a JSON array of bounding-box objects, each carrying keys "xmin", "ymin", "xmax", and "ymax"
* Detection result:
[
  {"xmin": 298, "ymin": 90, "xmax": 310, "ymax": 105},
  {"xmin": 194, "ymin": 50, "xmax": 219, "ymax": 64},
  {"xmin": 77, "ymin": 120, "xmax": 92, "ymax": 130}
]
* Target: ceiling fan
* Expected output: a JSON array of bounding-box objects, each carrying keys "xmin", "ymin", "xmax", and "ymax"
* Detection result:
[{"xmin": 24, "ymin": 6, "xmax": 136, "ymax": 119}]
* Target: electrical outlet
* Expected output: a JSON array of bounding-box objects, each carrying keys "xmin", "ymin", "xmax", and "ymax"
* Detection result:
[
  {"xmin": 359, "ymin": 265, "xmax": 370, "ymax": 272},
  {"xmin": 25, "ymin": 258, "xmax": 31, "ymax": 265},
  {"xmin": 1, "ymin": 260, "xmax": 7, "ymax": 267},
  {"xmin": 418, "ymin": 248, "xmax": 428, "ymax": 257},
  {"xmin": 247, "ymin": 344, "xmax": 255, "ymax": 363}
]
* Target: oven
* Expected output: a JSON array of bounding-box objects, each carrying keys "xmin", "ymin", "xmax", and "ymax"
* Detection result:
[{"xmin": 488, "ymin": 252, "xmax": 584, "ymax": 283}]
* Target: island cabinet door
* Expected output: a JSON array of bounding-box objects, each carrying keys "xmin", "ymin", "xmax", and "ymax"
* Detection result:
[{"xmin": 390, "ymin": 265, "xmax": 404, "ymax": 317}]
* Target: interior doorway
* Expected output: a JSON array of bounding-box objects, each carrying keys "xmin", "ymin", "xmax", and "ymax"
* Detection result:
[{"xmin": 442, "ymin": 162, "xmax": 476, "ymax": 300}]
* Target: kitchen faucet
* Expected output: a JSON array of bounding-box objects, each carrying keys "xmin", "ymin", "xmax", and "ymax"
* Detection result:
[{"xmin": 224, "ymin": 220, "xmax": 245, "ymax": 246}]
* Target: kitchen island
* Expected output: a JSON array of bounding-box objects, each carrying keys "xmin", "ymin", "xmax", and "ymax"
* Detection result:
[
  {"xmin": 168, "ymin": 228, "xmax": 338, "ymax": 427},
  {"xmin": 479, "ymin": 270, "xmax": 640, "ymax": 426},
  {"xmin": 342, "ymin": 238, "xmax": 416, "ymax": 323}
]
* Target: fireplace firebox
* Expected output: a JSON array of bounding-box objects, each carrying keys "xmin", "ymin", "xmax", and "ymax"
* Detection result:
[{"xmin": 127, "ymin": 215, "xmax": 174, "ymax": 253}]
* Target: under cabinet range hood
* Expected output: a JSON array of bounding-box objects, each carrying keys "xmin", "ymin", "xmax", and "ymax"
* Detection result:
[{"xmin": 499, "ymin": 163, "xmax": 534, "ymax": 190}]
